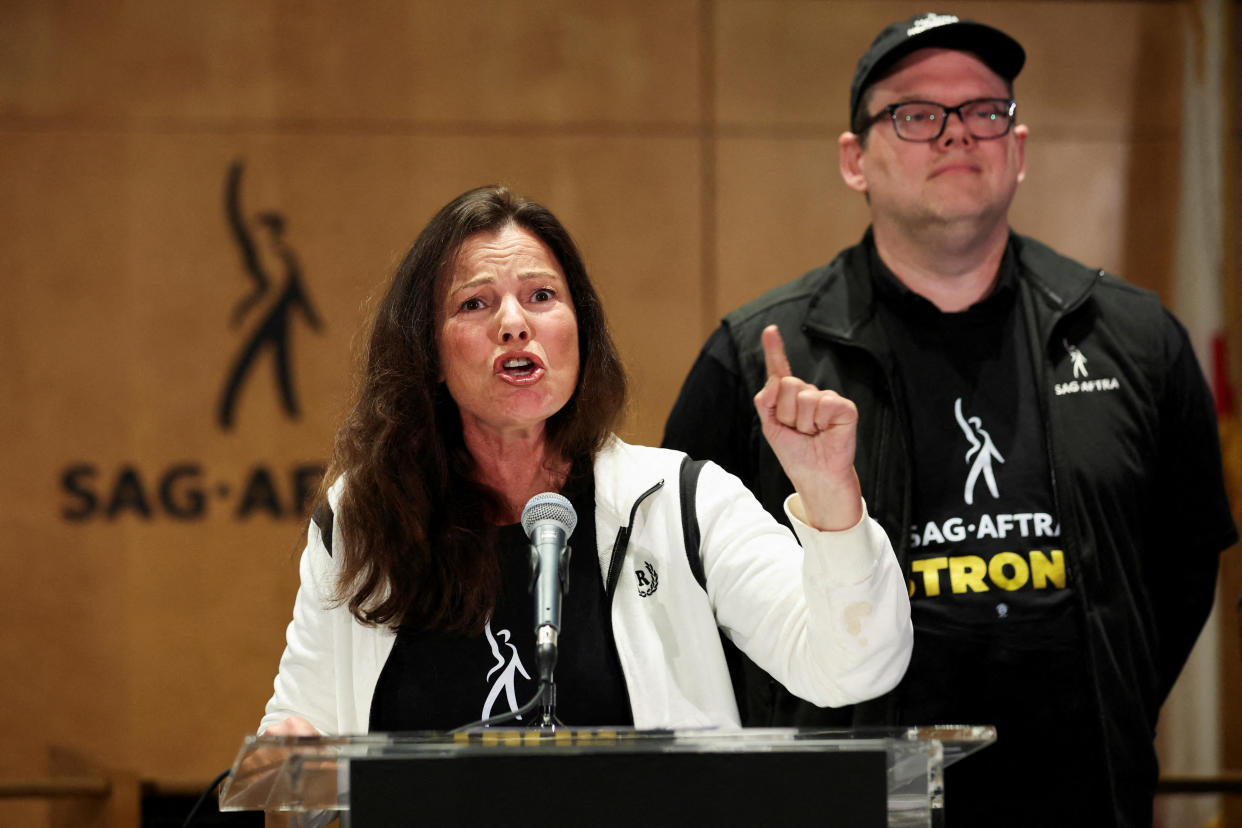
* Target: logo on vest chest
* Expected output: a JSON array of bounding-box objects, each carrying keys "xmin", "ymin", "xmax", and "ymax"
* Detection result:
[
  {"xmin": 1055, "ymin": 338, "xmax": 1120, "ymax": 396},
  {"xmin": 635, "ymin": 561, "xmax": 659, "ymax": 597}
]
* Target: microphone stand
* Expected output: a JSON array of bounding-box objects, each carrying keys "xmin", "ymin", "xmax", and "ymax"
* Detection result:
[
  {"xmin": 538, "ymin": 681, "xmax": 558, "ymax": 728},
  {"xmin": 532, "ymin": 546, "xmax": 569, "ymax": 729}
]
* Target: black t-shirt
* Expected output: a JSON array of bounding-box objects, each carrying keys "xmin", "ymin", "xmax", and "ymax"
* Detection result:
[
  {"xmin": 369, "ymin": 468, "xmax": 633, "ymax": 731},
  {"xmin": 872, "ymin": 244, "xmax": 1108, "ymax": 825}
]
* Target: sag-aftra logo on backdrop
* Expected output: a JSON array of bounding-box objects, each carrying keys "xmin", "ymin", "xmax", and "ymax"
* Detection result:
[{"xmin": 58, "ymin": 161, "xmax": 326, "ymax": 522}]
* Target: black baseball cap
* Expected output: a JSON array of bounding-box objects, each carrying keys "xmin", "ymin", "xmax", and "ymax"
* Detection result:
[{"xmin": 849, "ymin": 13, "xmax": 1026, "ymax": 127}]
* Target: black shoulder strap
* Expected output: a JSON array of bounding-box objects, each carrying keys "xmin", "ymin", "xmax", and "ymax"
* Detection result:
[
  {"xmin": 679, "ymin": 455, "xmax": 708, "ymax": 591},
  {"xmin": 311, "ymin": 501, "xmax": 334, "ymax": 556},
  {"xmin": 679, "ymin": 455, "xmax": 753, "ymax": 713}
]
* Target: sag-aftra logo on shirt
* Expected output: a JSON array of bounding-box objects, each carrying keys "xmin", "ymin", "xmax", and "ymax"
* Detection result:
[{"xmin": 907, "ymin": 397, "xmax": 1065, "ymax": 601}]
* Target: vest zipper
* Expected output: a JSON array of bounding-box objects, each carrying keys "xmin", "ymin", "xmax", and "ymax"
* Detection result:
[{"xmin": 604, "ymin": 479, "xmax": 665, "ymax": 603}]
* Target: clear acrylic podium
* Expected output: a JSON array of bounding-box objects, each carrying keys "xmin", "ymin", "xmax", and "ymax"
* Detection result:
[{"xmin": 219, "ymin": 725, "xmax": 994, "ymax": 827}]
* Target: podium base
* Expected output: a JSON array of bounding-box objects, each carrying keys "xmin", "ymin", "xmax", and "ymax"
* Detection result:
[{"xmin": 352, "ymin": 749, "xmax": 886, "ymax": 827}]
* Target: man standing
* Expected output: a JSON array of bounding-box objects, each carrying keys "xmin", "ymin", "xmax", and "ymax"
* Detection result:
[{"xmin": 663, "ymin": 13, "xmax": 1236, "ymax": 827}]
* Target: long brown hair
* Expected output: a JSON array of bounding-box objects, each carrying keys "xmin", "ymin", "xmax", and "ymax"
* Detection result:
[{"xmin": 322, "ymin": 185, "xmax": 627, "ymax": 633}]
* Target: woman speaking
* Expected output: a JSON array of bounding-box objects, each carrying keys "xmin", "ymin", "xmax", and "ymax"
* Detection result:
[{"xmin": 260, "ymin": 185, "xmax": 911, "ymax": 735}]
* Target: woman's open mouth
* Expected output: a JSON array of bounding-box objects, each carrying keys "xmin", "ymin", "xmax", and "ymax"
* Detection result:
[
  {"xmin": 495, "ymin": 353, "xmax": 545, "ymax": 384},
  {"xmin": 503, "ymin": 357, "xmax": 537, "ymax": 377}
]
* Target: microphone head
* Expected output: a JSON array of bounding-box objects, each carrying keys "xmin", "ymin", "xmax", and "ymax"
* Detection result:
[{"xmin": 521, "ymin": 492, "xmax": 578, "ymax": 537}]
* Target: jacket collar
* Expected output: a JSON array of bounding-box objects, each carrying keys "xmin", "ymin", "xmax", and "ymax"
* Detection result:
[
  {"xmin": 801, "ymin": 229, "xmax": 887, "ymax": 352},
  {"xmin": 1010, "ymin": 232, "xmax": 1099, "ymax": 321}
]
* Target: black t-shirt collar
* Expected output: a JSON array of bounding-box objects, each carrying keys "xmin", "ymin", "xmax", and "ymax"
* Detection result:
[{"xmin": 867, "ymin": 232, "xmax": 1020, "ymax": 324}]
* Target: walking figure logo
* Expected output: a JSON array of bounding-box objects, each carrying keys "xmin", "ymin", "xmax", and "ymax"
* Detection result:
[
  {"xmin": 482, "ymin": 620, "xmax": 531, "ymax": 720},
  {"xmin": 1063, "ymin": 338, "xmax": 1089, "ymax": 378},
  {"xmin": 218, "ymin": 160, "xmax": 323, "ymax": 430},
  {"xmin": 954, "ymin": 397, "xmax": 1005, "ymax": 505}
]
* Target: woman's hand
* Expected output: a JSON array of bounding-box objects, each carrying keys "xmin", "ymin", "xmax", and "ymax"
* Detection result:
[
  {"xmin": 254, "ymin": 716, "xmax": 329, "ymax": 828},
  {"xmin": 229, "ymin": 714, "xmax": 325, "ymax": 823},
  {"xmin": 753, "ymin": 325, "xmax": 863, "ymax": 531},
  {"xmin": 260, "ymin": 715, "xmax": 320, "ymax": 738}
]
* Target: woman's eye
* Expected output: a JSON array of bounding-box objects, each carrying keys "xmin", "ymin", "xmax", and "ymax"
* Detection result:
[
  {"xmin": 460, "ymin": 297, "xmax": 484, "ymax": 312},
  {"xmin": 531, "ymin": 288, "xmax": 554, "ymax": 302}
]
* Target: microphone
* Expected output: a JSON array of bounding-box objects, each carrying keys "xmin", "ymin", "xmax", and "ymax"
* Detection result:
[{"xmin": 521, "ymin": 492, "xmax": 577, "ymax": 685}]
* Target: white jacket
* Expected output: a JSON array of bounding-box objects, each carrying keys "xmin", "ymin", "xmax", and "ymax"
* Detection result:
[{"xmin": 261, "ymin": 437, "xmax": 912, "ymax": 733}]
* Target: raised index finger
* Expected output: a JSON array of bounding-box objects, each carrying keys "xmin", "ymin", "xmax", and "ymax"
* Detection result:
[{"xmin": 762, "ymin": 324, "xmax": 792, "ymax": 380}]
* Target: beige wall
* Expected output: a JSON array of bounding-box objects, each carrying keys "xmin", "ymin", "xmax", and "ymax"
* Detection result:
[{"xmin": 0, "ymin": 1, "xmax": 1236, "ymax": 822}]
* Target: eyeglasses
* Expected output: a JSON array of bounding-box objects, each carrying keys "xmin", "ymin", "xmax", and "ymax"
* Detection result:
[{"xmin": 860, "ymin": 98, "xmax": 1017, "ymax": 142}]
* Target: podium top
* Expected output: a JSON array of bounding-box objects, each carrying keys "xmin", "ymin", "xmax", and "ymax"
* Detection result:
[{"xmin": 218, "ymin": 725, "xmax": 995, "ymax": 814}]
